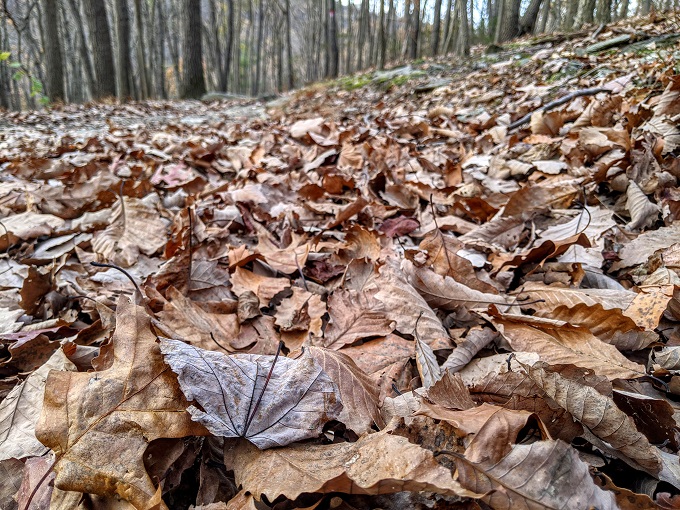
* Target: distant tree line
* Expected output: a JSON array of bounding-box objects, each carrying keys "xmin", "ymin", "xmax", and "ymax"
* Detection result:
[{"xmin": 0, "ymin": 0, "xmax": 673, "ymax": 109}]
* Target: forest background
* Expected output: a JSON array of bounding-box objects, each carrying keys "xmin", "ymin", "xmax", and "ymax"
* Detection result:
[{"xmin": 0, "ymin": 0, "xmax": 671, "ymax": 110}]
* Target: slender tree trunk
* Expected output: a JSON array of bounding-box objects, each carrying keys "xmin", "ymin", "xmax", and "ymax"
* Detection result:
[
  {"xmin": 113, "ymin": 0, "xmax": 132, "ymax": 100},
  {"xmin": 83, "ymin": 0, "xmax": 116, "ymax": 98},
  {"xmin": 409, "ymin": 0, "xmax": 421, "ymax": 59},
  {"xmin": 253, "ymin": 0, "xmax": 265, "ymax": 95},
  {"xmin": 432, "ymin": 0, "xmax": 443, "ymax": 55},
  {"xmin": 456, "ymin": 0, "xmax": 469, "ymax": 55},
  {"xmin": 133, "ymin": 0, "xmax": 149, "ymax": 98},
  {"xmin": 442, "ymin": 0, "xmax": 453, "ymax": 49},
  {"xmin": 328, "ymin": 0, "xmax": 339, "ymax": 77},
  {"xmin": 154, "ymin": 0, "xmax": 166, "ymax": 98},
  {"xmin": 378, "ymin": 0, "xmax": 387, "ymax": 68},
  {"xmin": 41, "ymin": 0, "xmax": 65, "ymax": 102},
  {"xmin": 223, "ymin": 0, "xmax": 234, "ymax": 91},
  {"xmin": 345, "ymin": 1, "xmax": 353, "ymax": 74},
  {"xmin": 357, "ymin": 0, "xmax": 368, "ymax": 69},
  {"xmin": 182, "ymin": 0, "xmax": 206, "ymax": 98}
]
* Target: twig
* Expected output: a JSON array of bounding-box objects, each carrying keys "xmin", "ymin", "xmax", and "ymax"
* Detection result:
[
  {"xmin": 509, "ymin": 87, "xmax": 612, "ymax": 130},
  {"xmin": 90, "ymin": 262, "xmax": 142, "ymax": 297},
  {"xmin": 243, "ymin": 341, "xmax": 284, "ymax": 435},
  {"xmin": 187, "ymin": 207, "xmax": 193, "ymax": 292}
]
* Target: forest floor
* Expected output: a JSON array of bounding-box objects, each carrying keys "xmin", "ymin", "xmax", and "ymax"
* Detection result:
[{"xmin": 2, "ymin": 12, "xmax": 680, "ymax": 510}]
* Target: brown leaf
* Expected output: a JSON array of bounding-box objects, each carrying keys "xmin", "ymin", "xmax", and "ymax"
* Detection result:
[
  {"xmin": 425, "ymin": 370, "xmax": 475, "ymax": 411},
  {"xmin": 230, "ymin": 266, "xmax": 290, "ymax": 306},
  {"xmin": 0, "ymin": 349, "xmax": 76, "ymax": 462},
  {"xmin": 231, "ymin": 429, "xmax": 473, "ymax": 502},
  {"xmin": 404, "ymin": 261, "xmax": 507, "ymax": 311},
  {"xmin": 160, "ymin": 339, "xmax": 342, "ymax": 448},
  {"xmin": 303, "ymin": 346, "xmax": 384, "ymax": 434},
  {"xmin": 415, "ymin": 333, "xmax": 441, "ymax": 389},
  {"xmin": 521, "ymin": 361, "xmax": 662, "ymax": 475},
  {"xmin": 157, "ymin": 286, "xmax": 240, "ymax": 352},
  {"xmin": 321, "ymin": 290, "xmax": 394, "ymax": 349},
  {"xmin": 374, "ymin": 259, "xmax": 453, "ymax": 349},
  {"xmin": 35, "ymin": 297, "xmax": 207, "ymax": 510},
  {"xmin": 456, "ymin": 439, "xmax": 617, "ymax": 509},
  {"xmin": 419, "ymin": 229, "xmax": 498, "ymax": 294},
  {"xmin": 489, "ymin": 311, "xmax": 646, "ymax": 380},
  {"xmin": 92, "ymin": 197, "xmax": 168, "ymax": 268},
  {"xmin": 441, "ymin": 327, "xmax": 498, "ymax": 373}
]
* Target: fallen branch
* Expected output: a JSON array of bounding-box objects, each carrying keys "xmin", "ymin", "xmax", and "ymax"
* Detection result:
[{"xmin": 508, "ymin": 87, "xmax": 612, "ymax": 130}]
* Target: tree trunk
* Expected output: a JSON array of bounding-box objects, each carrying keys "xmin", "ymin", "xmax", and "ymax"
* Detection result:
[
  {"xmin": 113, "ymin": 0, "xmax": 132, "ymax": 100},
  {"xmin": 154, "ymin": 0, "xmax": 166, "ymax": 98},
  {"xmin": 345, "ymin": 1, "xmax": 353, "ymax": 74},
  {"xmin": 223, "ymin": 0, "xmax": 234, "ymax": 91},
  {"xmin": 41, "ymin": 0, "xmax": 65, "ymax": 102},
  {"xmin": 182, "ymin": 0, "xmax": 206, "ymax": 98},
  {"xmin": 494, "ymin": 0, "xmax": 520, "ymax": 42},
  {"xmin": 133, "ymin": 0, "xmax": 150, "ymax": 98},
  {"xmin": 456, "ymin": 0, "xmax": 469, "ymax": 55},
  {"xmin": 357, "ymin": 0, "xmax": 368, "ymax": 69},
  {"xmin": 432, "ymin": 0, "xmax": 443, "ymax": 55},
  {"xmin": 519, "ymin": 0, "xmax": 544, "ymax": 34},
  {"xmin": 409, "ymin": 0, "xmax": 420, "ymax": 59},
  {"xmin": 328, "ymin": 0, "xmax": 339, "ymax": 77},
  {"xmin": 253, "ymin": 0, "xmax": 265, "ymax": 95},
  {"xmin": 83, "ymin": 0, "xmax": 116, "ymax": 98},
  {"xmin": 378, "ymin": 0, "xmax": 387, "ymax": 68}
]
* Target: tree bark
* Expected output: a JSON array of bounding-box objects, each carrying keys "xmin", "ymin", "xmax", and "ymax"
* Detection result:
[
  {"xmin": 83, "ymin": 0, "xmax": 116, "ymax": 98},
  {"xmin": 41, "ymin": 0, "xmax": 65, "ymax": 102},
  {"xmin": 494, "ymin": 0, "xmax": 521, "ymax": 42},
  {"xmin": 409, "ymin": 0, "xmax": 420, "ymax": 59},
  {"xmin": 182, "ymin": 0, "xmax": 206, "ymax": 98},
  {"xmin": 134, "ymin": 0, "xmax": 150, "ymax": 98},
  {"xmin": 432, "ymin": 0, "xmax": 443, "ymax": 55},
  {"xmin": 113, "ymin": 0, "xmax": 132, "ymax": 100},
  {"xmin": 378, "ymin": 0, "xmax": 386, "ymax": 68},
  {"xmin": 328, "ymin": 0, "xmax": 339, "ymax": 77}
]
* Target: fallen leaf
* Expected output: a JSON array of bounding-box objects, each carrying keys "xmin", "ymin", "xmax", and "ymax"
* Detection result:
[
  {"xmin": 160, "ymin": 339, "xmax": 342, "ymax": 448},
  {"xmin": 231, "ymin": 428, "xmax": 473, "ymax": 501},
  {"xmin": 35, "ymin": 297, "xmax": 206, "ymax": 510},
  {"xmin": 303, "ymin": 346, "xmax": 384, "ymax": 434}
]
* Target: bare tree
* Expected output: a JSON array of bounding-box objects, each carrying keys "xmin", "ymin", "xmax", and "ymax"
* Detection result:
[
  {"xmin": 182, "ymin": 0, "xmax": 206, "ymax": 98},
  {"xmin": 113, "ymin": 0, "xmax": 132, "ymax": 100},
  {"xmin": 83, "ymin": 0, "xmax": 116, "ymax": 98},
  {"xmin": 41, "ymin": 0, "xmax": 64, "ymax": 102}
]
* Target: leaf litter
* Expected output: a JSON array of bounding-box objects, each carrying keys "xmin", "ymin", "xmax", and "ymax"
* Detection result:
[{"xmin": 2, "ymin": 14, "xmax": 680, "ymax": 510}]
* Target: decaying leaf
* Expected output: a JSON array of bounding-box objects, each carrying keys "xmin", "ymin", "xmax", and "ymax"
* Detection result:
[
  {"xmin": 160, "ymin": 339, "xmax": 342, "ymax": 448},
  {"xmin": 521, "ymin": 361, "xmax": 662, "ymax": 475}
]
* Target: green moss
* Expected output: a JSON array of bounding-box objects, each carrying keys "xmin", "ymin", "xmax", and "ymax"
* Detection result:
[{"xmin": 336, "ymin": 74, "xmax": 373, "ymax": 91}]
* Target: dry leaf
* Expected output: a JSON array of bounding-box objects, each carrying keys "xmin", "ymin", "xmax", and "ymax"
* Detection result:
[
  {"xmin": 160, "ymin": 339, "xmax": 342, "ymax": 448},
  {"xmin": 35, "ymin": 297, "xmax": 206, "ymax": 510},
  {"xmin": 521, "ymin": 361, "xmax": 662, "ymax": 475},
  {"xmin": 0, "ymin": 349, "xmax": 76, "ymax": 461},
  {"xmin": 231, "ymin": 428, "xmax": 473, "ymax": 501},
  {"xmin": 91, "ymin": 197, "xmax": 168, "ymax": 268},
  {"xmin": 303, "ymin": 346, "xmax": 384, "ymax": 434},
  {"xmin": 320, "ymin": 290, "xmax": 395, "ymax": 349},
  {"xmin": 490, "ymin": 310, "xmax": 646, "ymax": 380}
]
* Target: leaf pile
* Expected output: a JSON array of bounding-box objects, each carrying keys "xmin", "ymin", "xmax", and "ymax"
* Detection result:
[{"xmin": 2, "ymin": 14, "xmax": 680, "ymax": 510}]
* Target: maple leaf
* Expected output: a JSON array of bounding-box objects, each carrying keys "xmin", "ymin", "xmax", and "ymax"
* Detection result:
[
  {"xmin": 35, "ymin": 297, "xmax": 207, "ymax": 510},
  {"xmin": 160, "ymin": 339, "xmax": 342, "ymax": 449}
]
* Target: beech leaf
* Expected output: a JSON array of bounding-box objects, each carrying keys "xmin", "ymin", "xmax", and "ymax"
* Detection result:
[
  {"xmin": 160, "ymin": 339, "xmax": 343, "ymax": 448},
  {"xmin": 231, "ymin": 428, "xmax": 474, "ymax": 502},
  {"xmin": 521, "ymin": 361, "xmax": 662, "ymax": 475}
]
